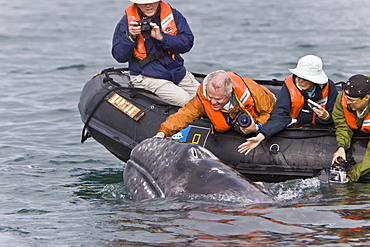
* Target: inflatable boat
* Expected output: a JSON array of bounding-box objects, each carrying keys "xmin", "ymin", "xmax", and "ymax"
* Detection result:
[{"xmin": 78, "ymin": 68, "xmax": 370, "ymax": 183}]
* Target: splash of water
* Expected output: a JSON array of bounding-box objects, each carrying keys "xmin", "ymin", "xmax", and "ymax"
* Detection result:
[{"xmin": 257, "ymin": 177, "xmax": 322, "ymax": 201}]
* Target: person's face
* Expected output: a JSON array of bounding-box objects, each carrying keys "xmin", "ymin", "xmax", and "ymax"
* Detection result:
[
  {"xmin": 137, "ymin": 2, "xmax": 160, "ymax": 18},
  {"xmin": 297, "ymin": 77, "xmax": 315, "ymax": 92},
  {"xmin": 206, "ymin": 83, "xmax": 230, "ymax": 111},
  {"xmin": 344, "ymin": 90, "xmax": 370, "ymax": 111}
]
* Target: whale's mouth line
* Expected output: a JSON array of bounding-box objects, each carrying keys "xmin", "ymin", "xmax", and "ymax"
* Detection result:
[{"xmin": 126, "ymin": 159, "xmax": 165, "ymax": 198}]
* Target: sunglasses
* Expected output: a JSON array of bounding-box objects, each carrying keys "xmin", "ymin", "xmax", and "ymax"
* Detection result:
[{"xmin": 344, "ymin": 94, "xmax": 358, "ymax": 104}]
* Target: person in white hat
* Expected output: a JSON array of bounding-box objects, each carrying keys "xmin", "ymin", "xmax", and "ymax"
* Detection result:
[
  {"xmin": 237, "ymin": 55, "xmax": 338, "ymax": 155},
  {"xmin": 112, "ymin": 0, "xmax": 199, "ymax": 106}
]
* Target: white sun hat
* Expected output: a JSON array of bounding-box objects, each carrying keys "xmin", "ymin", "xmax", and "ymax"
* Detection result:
[
  {"xmin": 288, "ymin": 55, "xmax": 328, "ymax": 84},
  {"xmin": 130, "ymin": 0, "xmax": 160, "ymax": 3}
]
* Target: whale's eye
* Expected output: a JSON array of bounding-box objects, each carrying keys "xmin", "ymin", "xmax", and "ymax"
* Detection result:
[{"xmin": 190, "ymin": 147, "xmax": 198, "ymax": 158}]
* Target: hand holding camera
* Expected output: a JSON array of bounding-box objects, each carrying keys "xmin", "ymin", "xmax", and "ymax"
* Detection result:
[
  {"xmin": 236, "ymin": 113, "xmax": 252, "ymax": 128},
  {"xmin": 307, "ymin": 99, "xmax": 321, "ymax": 110},
  {"xmin": 307, "ymin": 99, "xmax": 330, "ymax": 120},
  {"xmin": 329, "ymin": 156, "xmax": 348, "ymax": 183},
  {"xmin": 129, "ymin": 16, "xmax": 163, "ymax": 41},
  {"xmin": 232, "ymin": 112, "xmax": 258, "ymax": 134},
  {"xmin": 135, "ymin": 17, "xmax": 152, "ymax": 38}
]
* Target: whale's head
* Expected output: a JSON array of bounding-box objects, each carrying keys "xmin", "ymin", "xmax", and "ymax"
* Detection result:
[{"xmin": 124, "ymin": 137, "xmax": 273, "ymax": 202}]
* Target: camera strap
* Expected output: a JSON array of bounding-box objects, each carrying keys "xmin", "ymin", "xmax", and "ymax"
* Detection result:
[{"xmin": 138, "ymin": 49, "xmax": 166, "ymax": 67}]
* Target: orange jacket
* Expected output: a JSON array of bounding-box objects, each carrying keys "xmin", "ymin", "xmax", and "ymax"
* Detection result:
[
  {"xmin": 285, "ymin": 75, "xmax": 329, "ymax": 124},
  {"xmin": 125, "ymin": 2, "xmax": 177, "ymax": 60},
  {"xmin": 158, "ymin": 72, "xmax": 275, "ymax": 136},
  {"xmin": 341, "ymin": 93, "xmax": 370, "ymax": 133}
]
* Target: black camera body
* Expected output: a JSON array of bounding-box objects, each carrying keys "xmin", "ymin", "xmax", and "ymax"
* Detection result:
[
  {"xmin": 236, "ymin": 113, "xmax": 252, "ymax": 128},
  {"xmin": 334, "ymin": 156, "xmax": 348, "ymax": 166},
  {"xmin": 136, "ymin": 17, "xmax": 152, "ymax": 38}
]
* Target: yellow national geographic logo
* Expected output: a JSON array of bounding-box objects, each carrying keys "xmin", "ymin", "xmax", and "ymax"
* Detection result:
[{"xmin": 192, "ymin": 134, "xmax": 201, "ymax": 144}]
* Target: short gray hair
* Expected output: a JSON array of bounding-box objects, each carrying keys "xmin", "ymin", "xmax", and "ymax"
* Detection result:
[{"xmin": 203, "ymin": 70, "xmax": 233, "ymax": 97}]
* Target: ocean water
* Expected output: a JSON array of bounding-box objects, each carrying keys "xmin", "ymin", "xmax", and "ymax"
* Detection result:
[{"xmin": 1, "ymin": 0, "xmax": 370, "ymax": 246}]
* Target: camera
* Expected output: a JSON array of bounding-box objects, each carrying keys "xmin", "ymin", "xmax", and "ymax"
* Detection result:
[
  {"xmin": 307, "ymin": 99, "xmax": 321, "ymax": 110},
  {"xmin": 333, "ymin": 156, "xmax": 348, "ymax": 166},
  {"xmin": 235, "ymin": 113, "xmax": 252, "ymax": 128},
  {"xmin": 136, "ymin": 17, "xmax": 152, "ymax": 38},
  {"xmin": 329, "ymin": 156, "xmax": 348, "ymax": 183},
  {"xmin": 329, "ymin": 165, "xmax": 347, "ymax": 183}
]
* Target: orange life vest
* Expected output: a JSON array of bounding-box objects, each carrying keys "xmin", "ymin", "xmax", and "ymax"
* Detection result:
[
  {"xmin": 341, "ymin": 93, "xmax": 370, "ymax": 133},
  {"xmin": 197, "ymin": 72, "xmax": 259, "ymax": 132},
  {"xmin": 125, "ymin": 2, "xmax": 177, "ymax": 60},
  {"xmin": 285, "ymin": 75, "xmax": 329, "ymax": 124}
]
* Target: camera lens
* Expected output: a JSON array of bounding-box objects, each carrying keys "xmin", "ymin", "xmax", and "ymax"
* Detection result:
[
  {"xmin": 238, "ymin": 114, "xmax": 252, "ymax": 128},
  {"xmin": 141, "ymin": 23, "xmax": 152, "ymax": 38}
]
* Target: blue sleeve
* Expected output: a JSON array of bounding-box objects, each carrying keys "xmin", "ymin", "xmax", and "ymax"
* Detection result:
[
  {"xmin": 159, "ymin": 9, "xmax": 194, "ymax": 54},
  {"xmin": 112, "ymin": 15, "xmax": 137, "ymax": 63},
  {"xmin": 260, "ymin": 85, "xmax": 294, "ymax": 140}
]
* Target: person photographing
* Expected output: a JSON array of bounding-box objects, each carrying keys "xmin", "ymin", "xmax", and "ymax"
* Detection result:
[
  {"xmin": 112, "ymin": 0, "xmax": 199, "ymax": 106},
  {"xmin": 332, "ymin": 74, "xmax": 370, "ymax": 182},
  {"xmin": 238, "ymin": 55, "xmax": 338, "ymax": 155},
  {"xmin": 154, "ymin": 70, "xmax": 275, "ymax": 138}
]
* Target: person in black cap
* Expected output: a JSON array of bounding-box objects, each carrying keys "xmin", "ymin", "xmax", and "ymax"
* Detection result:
[{"xmin": 332, "ymin": 74, "xmax": 370, "ymax": 182}]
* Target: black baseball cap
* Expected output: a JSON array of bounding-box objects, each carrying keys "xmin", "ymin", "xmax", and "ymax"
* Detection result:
[{"xmin": 343, "ymin": 74, "xmax": 370, "ymax": 98}]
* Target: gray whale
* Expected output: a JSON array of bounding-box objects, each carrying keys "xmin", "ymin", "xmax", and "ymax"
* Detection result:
[{"xmin": 124, "ymin": 137, "xmax": 273, "ymax": 202}]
